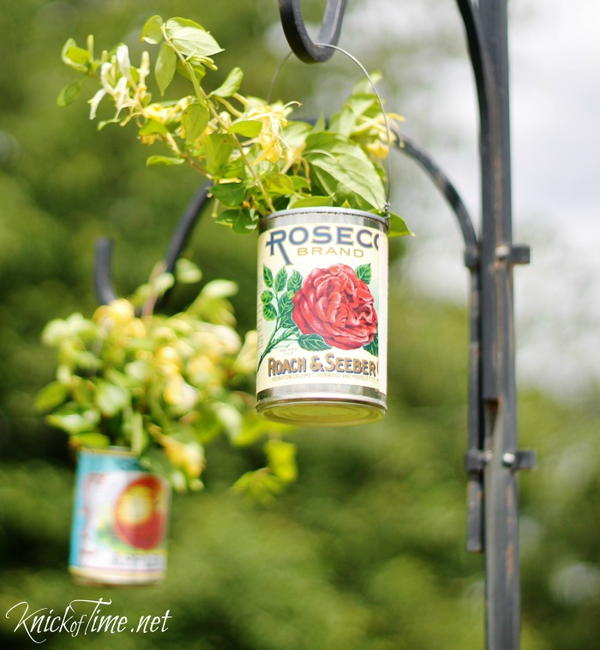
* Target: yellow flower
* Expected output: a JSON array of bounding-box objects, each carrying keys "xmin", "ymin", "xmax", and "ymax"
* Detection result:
[
  {"xmin": 164, "ymin": 375, "xmax": 197, "ymax": 409},
  {"xmin": 123, "ymin": 318, "xmax": 146, "ymax": 339},
  {"xmin": 155, "ymin": 346, "xmax": 181, "ymax": 376},
  {"xmin": 188, "ymin": 354, "xmax": 216, "ymax": 381},
  {"xmin": 366, "ymin": 141, "xmax": 390, "ymax": 160},
  {"xmin": 160, "ymin": 436, "xmax": 205, "ymax": 479},
  {"xmin": 93, "ymin": 299, "xmax": 134, "ymax": 326}
]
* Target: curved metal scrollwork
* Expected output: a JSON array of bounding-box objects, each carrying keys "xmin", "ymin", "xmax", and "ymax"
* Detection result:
[
  {"xmin": 94, "ymin": 182, "xmax": 212, "ymax": 306},
  {"xmin": 278, "ymin": 0, "xmax": 348, "ymax": 63}
]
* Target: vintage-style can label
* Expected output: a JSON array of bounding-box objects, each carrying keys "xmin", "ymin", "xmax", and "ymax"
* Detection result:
[
  {"xmin": 69, "ymin": 448, "xmax": 170, "ymax": 586},
  {"xmin": 256, "ymin": 208, "xmax": 388, "ymax": 426}
]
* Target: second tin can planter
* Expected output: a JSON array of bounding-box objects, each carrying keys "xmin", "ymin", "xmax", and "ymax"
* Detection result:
[
  {"xmin": 256, "ymin": 207, "xmax": 388, "ymax": 426},
  {"xmin": 69, "ymin": 447, "xmax": 170, "ymax": 586}
]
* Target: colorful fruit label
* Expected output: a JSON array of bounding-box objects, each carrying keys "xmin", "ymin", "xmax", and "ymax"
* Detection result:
[
  {"xmin": 69, "ymin": 449, "xmax": 170, "ymax": 582},
  {"xmin": 257, "ymin": 214, "xmax": 388, "ymax": 399}
]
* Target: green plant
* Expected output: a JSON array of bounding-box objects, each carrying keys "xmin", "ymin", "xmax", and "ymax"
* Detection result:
[
  {"xmin": 37, "ymin": 260, "xmax": 295, "ymax": 496},
  {"xmin": 59, "ymin": 15, "xmax": 410, "ymax": 235}
]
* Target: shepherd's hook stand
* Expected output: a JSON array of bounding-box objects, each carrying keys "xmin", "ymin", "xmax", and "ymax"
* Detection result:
[
  {"xmin": 93, "ymin": 2, "xmax": 536, "ymax": 647},
  {"xmin": 278, "ymin": 0, "xmax": 536, "ymax": 648}
]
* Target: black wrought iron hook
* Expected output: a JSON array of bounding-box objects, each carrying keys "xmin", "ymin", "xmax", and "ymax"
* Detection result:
[
  {"xmin": 93, "ymin": 182, "xmax": 212, "ymax": 306},
  {"xmin": 278, "ymin": 0, "xmax": 348, "ymax": 63}
]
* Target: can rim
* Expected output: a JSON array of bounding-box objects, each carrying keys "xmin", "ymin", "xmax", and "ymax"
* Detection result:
[
  {"xmin": 77, "ymin": 445, "xmax": 135, "ymax": 458},
  {"xmin": 261, "ymin": 206, "xmax": 389, "ymax": 228}
]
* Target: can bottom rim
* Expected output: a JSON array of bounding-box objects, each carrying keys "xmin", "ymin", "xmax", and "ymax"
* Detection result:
[
  {"xmin": 258, "ymin": 398, "xmax": 385, "ymax": 426},
  {"xmin": 69, "ymin": 566, "xmax": 164, "ymax": 587}
]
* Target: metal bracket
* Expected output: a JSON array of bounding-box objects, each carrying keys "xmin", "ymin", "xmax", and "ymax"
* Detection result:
[
  {"xmin": 465, "ymin": 449, "xmax": 491, "ymax": 473},
  {"xmin": 466, "ymin": 449, "xmax": 537, "ymax": 473},
  {"xmin": 495, "ymin": 244, "xmax": 531, "ymax": 265},
  {"xmin": 502, "ymin": 450, "xmax": 537, "ymax": 471}
]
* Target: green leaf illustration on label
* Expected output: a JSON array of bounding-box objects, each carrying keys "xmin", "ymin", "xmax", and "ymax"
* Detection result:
[
  {"xmin": 263, "ymin": 265, "xmax": 273, "ymax": 288},
  {"xmin": 275, "ymin": 267, "xmax": 288, "ymax": 292},
  {"xmin": 263, "ymin": 303, "xmax": 277, "ymax": 320},
  {"xmin": 278, "ymin": 292, "xmax": 293, "ymax": 314},
  {"xmin": 363, "ymin": 333, "xmax": 378, "ymax": 356},
  {"xmin": 356, "ymin": 263, "xmax": 372, "ymax": 284},
  {"xmin": 287, "ymin": 270, "xmax": 302, "ymax": 292},
  {"xmin": 260, "ymin": 290, "xmax": 274, "ymax": 304},
  {"xmin": 280, "ymin": 311, "xmax": 298, "ymax": 331},
  {"xmin": 297, "ymin": 334, "xmax": 330, "ymax": 351}
]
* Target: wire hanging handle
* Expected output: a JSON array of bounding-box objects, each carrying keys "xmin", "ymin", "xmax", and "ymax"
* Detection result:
[{"xmin": 268, "ymin": 44, "xmax": 393, "ymax": 217}]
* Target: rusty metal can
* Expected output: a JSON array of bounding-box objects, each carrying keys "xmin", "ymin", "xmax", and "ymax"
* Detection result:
[
  {"xmin": 69, "ymin": 447, "xmax": 170, "ymax": 586},
  {"xmin": 256, "ymin": 207, "xmax": 388, "ymax": 426}
]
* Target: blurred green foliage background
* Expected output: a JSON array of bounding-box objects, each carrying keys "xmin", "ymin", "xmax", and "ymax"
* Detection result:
[{"xmin": 0, "ymin": 1, "xmax": 598, "ymax": 649}]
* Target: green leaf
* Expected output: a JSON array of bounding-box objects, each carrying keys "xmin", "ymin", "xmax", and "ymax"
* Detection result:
[
  {"xmin": 211, "ymin": 67, "xmax": 243, "ymax": 97},
  {"xmin": 305, "ymin": 132, "xmax": 386, "ymax": 209},
  {"xmin": 125, "ymin": 411, "xmax": 148, "ymax": 455},
  {"xmin": 290, "ymin": 175, "xmax": 310, "ymax": 191},
  {"xmin": 35, "ymin": 381, "xmax": 68, "ymax": 412},
  {"xmin": 96, "ymin": 380, "xmax": 129, "ymax": 417},
  {"xmin": 175, "ymin": 258, "xmax": 202, "ymax": 283},
  {"xmin": 265, "ymin": 439, "xmax": 297, "ymax": 483},
  {"xmin": 46, "ymin": 405, "xmax": 100, "ymax": 435},
  {"xmin": 260, "ymin": 290, "xmax": 274, "ymax": 305},
  {"xmin": 388, "ymin": 211, "xmax": 412, "ymax": 237},
  {"xmin": 363, "ymin": 333, "xmax": 379, "ymax": 356},
  {"xmin": 263, "ymin": 172, "xmax": 295, "ymax": 196},
  {"xmin": 288, "ymin": 195, "xmax": 333, "ymax": 209},
  {"xmin": 232, "ymin": 470, "xmax": 285, "ymax": 504},
  {"xmin": 263, "ymin": 265, "xmax": 273, "ymax": 288},
  {"xmin": 56, "ymin": 81, "xmax": 82, "ymax": 107},
  {"xmin": 212, "ymin": 182, "xmax": 246, "ymax": 207},
  {"xmin": 146, "ymin": 155, "xmax": 184, "ymax": 167},
  {"xmin": 139, "ymin": 119, "xmax": 168, "ymax": 136},
  {"xmin": 229, "ymin": 119, "xmax": 262, "ymax": 137},
  {"xmin": 287, "ymin": 270, "xmax": 302, "ymax": 292},
  {"xmin": 61, "ymin": 38, "xmax": 90, "ymax": 71},
  {"xmin": 203, "ymin": 133, "xmax": 236, "ymax": 175},
  {"xmin": 275, "ymin": 267, "xmax": 288, "ymax": 292},
  {"xmin": 182, "ymin": 100, "xmax": 209, "ymax": 142},
  {"xmin": 141, "ymin": 14, "xmax": 163, "ymax": 44},
  {"xmin": 283, "ymin": 121, "xmax": 312, "ymax": 148},
  {"xmin": 164, "ymin": 17, "xmax": 223, "ymax": 58},
  {"xmin": 215, "ymin": 208, "xmax": 257, "ymax": 233},
  {"xmin": 200, "ymin": 279, "xmax": 238, "ymax": 299},
  {"xmin": 263, "ymin": 303, "xmax": 277, "ymax": 321},
  {"xmin": 355, "ymin": 263, "xmax": 372, "ymax": 284},
  {"xmin": 71, "ymin": 433, "xmax": 111, "ymax": 449},
  {"xmin": 232, "ymin": 208, "xmax": 258, "ymax": 234},
  {"xmin": 297, "ymin": 334, "xmax": 329, "ymax": 351},
  {"xmin": 155, "ymin": 42, "xmax": 176, "ymax": 95},
  {"xmin": 353, "ymin": 70, "xmax": 382, "ymax": 94}
]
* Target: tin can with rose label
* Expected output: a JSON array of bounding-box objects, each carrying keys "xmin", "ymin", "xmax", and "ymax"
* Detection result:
[
  {"xmin": 256, "ymin": 207, "xmax": 388, "ymax": 426},
  {"xmin": 69, "ymin": 447, "xmax": 170, "ymax": 586}
]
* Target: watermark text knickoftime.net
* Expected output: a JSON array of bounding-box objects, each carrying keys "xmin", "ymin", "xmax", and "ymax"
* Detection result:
[{"xmin": 5, "ymin": 598, "xmax": 172, "ymax": 644}]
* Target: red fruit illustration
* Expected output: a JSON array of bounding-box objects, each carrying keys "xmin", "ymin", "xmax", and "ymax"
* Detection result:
[
  {"xmin": 292, "ymin": 264, "xmax": 378, "ymax": 350},
  {"xmin": 114, "ymin": 475, "xmax": 168, "ymax": 550}
]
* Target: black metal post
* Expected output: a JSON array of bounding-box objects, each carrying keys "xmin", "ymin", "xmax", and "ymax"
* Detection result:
[{"xmin": 478, "ymin": 2, "xmax": 520, "ymax": 647}]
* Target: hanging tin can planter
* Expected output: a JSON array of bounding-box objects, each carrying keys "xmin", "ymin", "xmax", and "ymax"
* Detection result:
[
  {"xmin": 69, "ymin": 447, "xmax": 170, "ymax": 586},
  {"xmin": 256, "ymin": 207, "xmax": 388, "ymax": 426}
]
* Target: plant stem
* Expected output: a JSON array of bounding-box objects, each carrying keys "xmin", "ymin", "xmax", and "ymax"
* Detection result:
[
  {"xmin": 162, "ymin": 27, "xmax": 275, "ymax": 214},
  {"xmin": 258, "ymin": 326, "xmax": 297, "ymax": 368}
]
